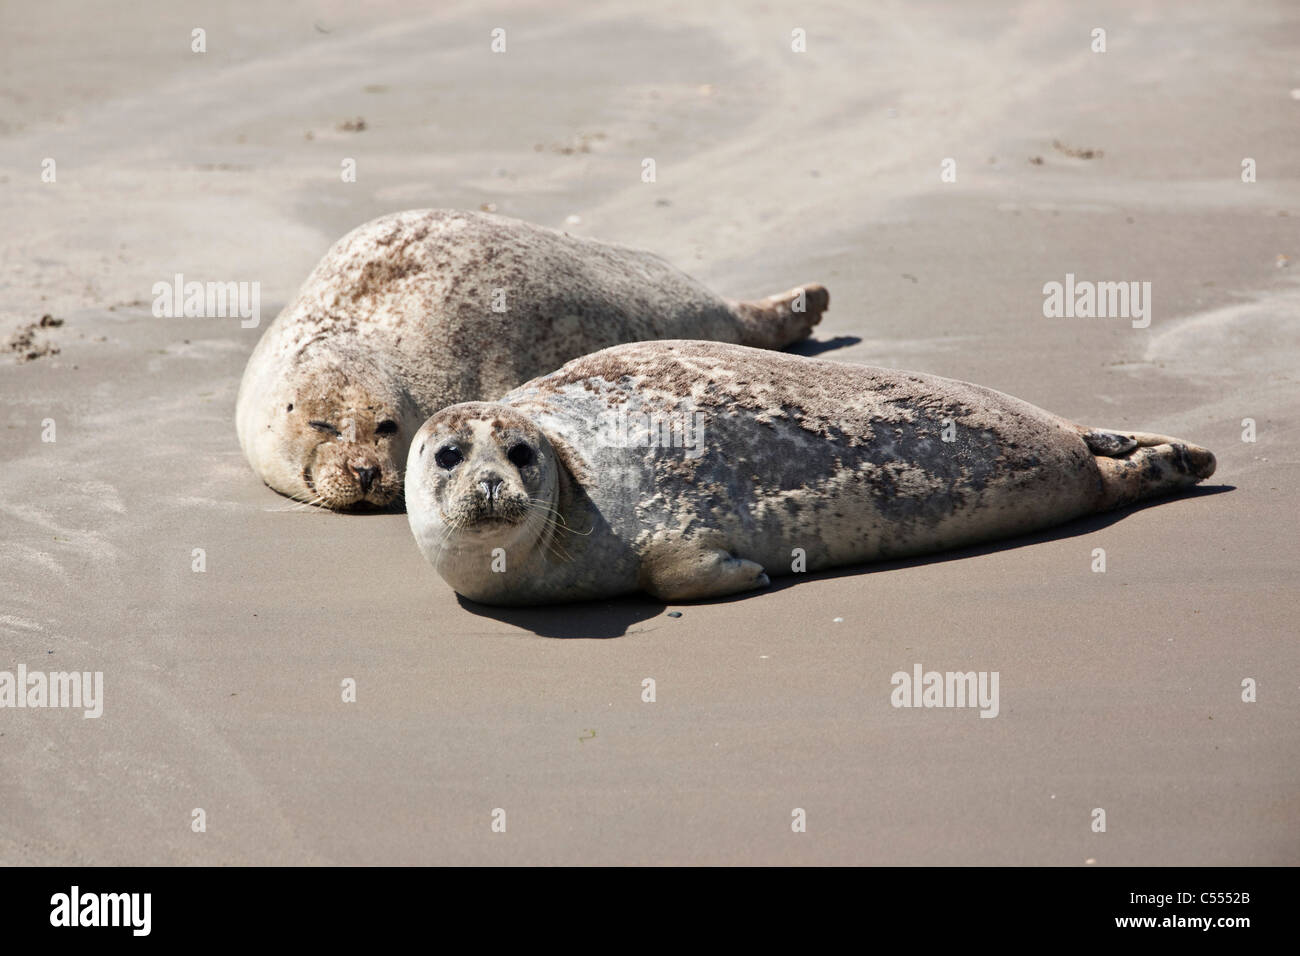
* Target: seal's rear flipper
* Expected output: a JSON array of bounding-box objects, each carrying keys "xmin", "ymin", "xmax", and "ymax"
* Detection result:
[
  {"xmin": 1081, "ymin": 429, "xmax": 1139, "ymax": 457},
  {"xmin": 1083, "ymin": 426, "xmax": 1217, "ymax": 510},
  {"xmin": 732, "ymin": 283, "xmax": 829, "ymax": 348}
]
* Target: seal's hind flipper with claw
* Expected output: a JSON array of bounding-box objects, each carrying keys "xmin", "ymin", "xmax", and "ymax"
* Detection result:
[
  {"xmin": 731, "ymin": 282, "xmax": 829, "ymax": 348},
  {"xmin": 1081, "ymin": 429, "xmax": 1139, "ymax": 457},
  {"xmin": 1078, "ymin": 425, "xmax": 1217, "ymax": 510}
]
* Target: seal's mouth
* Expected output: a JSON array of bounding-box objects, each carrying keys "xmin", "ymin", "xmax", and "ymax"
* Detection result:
[
  {"xmin": 441, "ymin": 506, "xmax": 526, "ymax": 533},
  {"xmin": 338, "ymin": 497, "xmax": 404, "ymax": 514},
  {"xmin": 461, "ymin": 514, "xmax": 522, "ymax": 531},
  {"xmin": 321, "ymin": 490, "xmax": 402, "ymax": 513},
  {"xmin": 299, "ymin": 460, "xmax": 401, "ymax": 511}
]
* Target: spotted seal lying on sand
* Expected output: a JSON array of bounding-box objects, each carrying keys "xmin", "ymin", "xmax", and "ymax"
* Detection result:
[
  {"xmin": 235, "ymin": 210, "xmax": 828, "ymax": 509},
  {"xmin": 405, "ymin": 340, "xmax": 1215, "ymax": 605}
]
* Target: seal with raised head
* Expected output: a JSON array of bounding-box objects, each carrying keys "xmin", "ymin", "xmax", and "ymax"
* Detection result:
[
  {"xmin": 405, "ymin": 340, "xmax": 1216, "ymax": 605},
  {"xmin": 236, "ymin": 210, "xmax": 828, "ymax": 509}
]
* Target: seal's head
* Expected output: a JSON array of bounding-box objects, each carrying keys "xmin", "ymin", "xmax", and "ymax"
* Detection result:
[
  {"xmin": 239, "ymin": 350, "xmax": 419, "ymax": 510},
  {"xmin": 405, "ymin": 403, "xmax": 560, "ymax": 575}
]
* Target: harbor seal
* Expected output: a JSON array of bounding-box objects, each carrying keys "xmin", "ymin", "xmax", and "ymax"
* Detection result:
[
  {"xmin": 405, "ymin": 341, "xmax": 1216, "ymax": 605},
  {"xmin": 236, "ymin": 210, "xmax": 829, "ymax": 510}
]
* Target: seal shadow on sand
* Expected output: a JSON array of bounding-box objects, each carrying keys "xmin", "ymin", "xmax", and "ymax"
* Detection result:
[
  {"xmin": 455, "ymin": 592, "xmax": 668, "ymax": 639},
  {"xmin": 454, "ymin": 485, "xmax": 1234, "ymax": 638},
  {"xmin": 786, "ymin": 334, "xmax": 861, "ymax": 357}
]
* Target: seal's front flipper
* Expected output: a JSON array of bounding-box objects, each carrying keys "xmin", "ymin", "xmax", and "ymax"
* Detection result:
[
  {"xmin": 732, "ymin": 283, "xmax": 829, "ymax": 348},
  {"xmin": 640, "ymin": 546, "xmax": 770, "ymax": 601}
]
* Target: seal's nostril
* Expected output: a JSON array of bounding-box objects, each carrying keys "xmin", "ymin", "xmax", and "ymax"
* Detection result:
[
  {"xmin": 354, "ymin": 466, "xmax": 379, "ymax": 493},
  {"xmin": 478, "ymin": 477, "xmax": 505, "ymax": 508}
]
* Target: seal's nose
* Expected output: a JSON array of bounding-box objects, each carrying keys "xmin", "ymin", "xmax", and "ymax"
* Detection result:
[
  {"xmin": 478, "ymin": 476, "xmax": 504, "ymax": 508},
  {"xmin": 352, "ymin": 465, "xmax": 379, "ymax": 493}
]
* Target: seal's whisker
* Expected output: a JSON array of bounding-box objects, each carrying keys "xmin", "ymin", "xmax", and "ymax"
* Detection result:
[
  {"xmin": 268, "ymin": 493, "xmax": 333, "ymax": 513},
  {"xmin": 525, "ymin": 499, "xmax": 592, "ymax": 536},
  {"xmin": 429, "ymin": 514, "xmax": 467, "ymax": 567},
  {"xmin": 525, "ymin": 498, "xmax": 569, "ymax": 522},
  {"xmin": 518, "ymin": 507, "xmax": 578, "ymax": 563}
]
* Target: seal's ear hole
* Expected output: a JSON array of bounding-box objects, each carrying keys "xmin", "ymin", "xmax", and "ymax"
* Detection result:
[
  {"xmin": 418, "ymin": 442, "xmax": 426, "ymax": 456},
  {"xmin": 286, "ymin": 403, "xmax": 294, "ymax": 412},
  {"xmin": 435, "ymin": 446, "xmax": 463, "ymax": 470},
  {"xmin": 507, "ymin": 443, "xmax": 535, "ymax": 468},
  {"xmin": 375, "ymin": 419, "xmax": 398, "ymax": 436}
]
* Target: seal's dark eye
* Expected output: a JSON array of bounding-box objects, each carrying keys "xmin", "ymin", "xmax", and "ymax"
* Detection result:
[
  {"xmin": 507, "ymin": 443, "xmax": 535, "ymax": 468},
  {"xmin": 309, "ymin": 420, "xmax": 339, "ymax": 435},
  {"xmin": 286, "ymin": 403, "xmax": 294, "ymax": 412},
  {"xmin": 435, "ymin": 446, "xmax": 463, "ymax": 470},
  {"xmin": 375, "ymin": 420, "xmax": 397, "ymax": 436}
]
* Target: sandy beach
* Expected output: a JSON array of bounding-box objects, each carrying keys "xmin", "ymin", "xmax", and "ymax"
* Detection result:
[{"xmin": 1, "ymin": 0, "xmax": 1297, "ymax": 864}]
